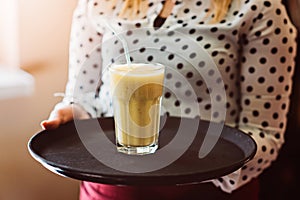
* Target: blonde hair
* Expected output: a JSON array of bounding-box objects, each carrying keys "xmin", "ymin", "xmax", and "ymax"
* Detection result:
[
  {"xmin": 118, "ymin": 0, "xmax": 232, "ymax": 22},
  {"xmin": 211, "ymin": 0, "xmax": 232, "ymax": 23},
  {"xmin": 118, "ymin": 0, "xmax": 149, "ymax": 20}
]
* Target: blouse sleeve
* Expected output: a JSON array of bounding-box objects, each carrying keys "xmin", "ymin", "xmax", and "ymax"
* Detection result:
[
  {"xmin": 212, "ymin": 0, "xmax": 297, "ymax": 193},
  {"xmin": 52, "ymin": 0, "xmax": 106, "ymax": 118}
]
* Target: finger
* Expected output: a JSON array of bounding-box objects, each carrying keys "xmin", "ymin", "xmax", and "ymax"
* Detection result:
[{"xmin": 40, "ymin": 118, "xmax": 61, "ymax": 130}]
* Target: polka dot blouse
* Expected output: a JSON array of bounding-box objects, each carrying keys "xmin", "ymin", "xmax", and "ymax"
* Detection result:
[{"xmin": 54, "ymin": 0, "xmax": 297, "ymax": 193}]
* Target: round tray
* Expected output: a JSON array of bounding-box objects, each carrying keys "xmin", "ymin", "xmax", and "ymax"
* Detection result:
[{"xmin": 28, "ymin": 117, "xmax": 256, "ymax": 185}]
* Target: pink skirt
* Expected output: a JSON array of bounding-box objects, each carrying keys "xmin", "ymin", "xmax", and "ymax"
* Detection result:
[{"xmin": 79, "ymin": 179, "xmax": 259, "ymax": 200}]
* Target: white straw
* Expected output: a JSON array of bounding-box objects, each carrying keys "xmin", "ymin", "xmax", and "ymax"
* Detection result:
[{"xmin": 104, "ymin": 21, "xmax": 131, "ymax": 66}]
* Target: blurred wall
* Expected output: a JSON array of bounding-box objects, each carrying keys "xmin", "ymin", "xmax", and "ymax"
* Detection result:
[
  {"xmin": 0, "ymin": 0, "xmax": 19, "ymax": 68},
  {"xmin": 0, "ymin": 1, "xmax": 80, "ymax": 200}
]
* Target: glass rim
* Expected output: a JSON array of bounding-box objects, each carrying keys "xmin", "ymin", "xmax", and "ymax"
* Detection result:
[{"xmin": 109, "ymin": 62, "xmax": 165, "ymax": 73}]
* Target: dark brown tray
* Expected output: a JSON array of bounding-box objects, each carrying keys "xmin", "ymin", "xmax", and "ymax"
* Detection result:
[{"xmin": 28, "ymin": 117, "xmax": 256, "ymax": 185}]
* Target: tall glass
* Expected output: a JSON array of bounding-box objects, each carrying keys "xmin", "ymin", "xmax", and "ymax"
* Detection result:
[{"xmin": 109, "ymin": 63, "xmax": 165, "ymax": 155}]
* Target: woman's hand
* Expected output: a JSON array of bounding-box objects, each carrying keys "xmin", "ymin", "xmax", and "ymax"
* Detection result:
[{"xmin": 40, "ymin": 104, "xmax": 90, "ymax": 130}]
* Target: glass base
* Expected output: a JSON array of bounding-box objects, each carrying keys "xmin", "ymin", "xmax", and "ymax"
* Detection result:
[{"xmin": 116, "ymin": 143, "xmax": 158, "ymax": 155}]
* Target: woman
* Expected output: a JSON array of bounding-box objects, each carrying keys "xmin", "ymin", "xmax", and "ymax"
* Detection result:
[{"xmin": 41, "ymin": 0, "xmax": 297, "ymax": 199}]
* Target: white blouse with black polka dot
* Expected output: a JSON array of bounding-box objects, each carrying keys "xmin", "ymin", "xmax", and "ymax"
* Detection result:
[{"xmin": 54, "ymin": 0, "xmax": 297, "ymax": 193}]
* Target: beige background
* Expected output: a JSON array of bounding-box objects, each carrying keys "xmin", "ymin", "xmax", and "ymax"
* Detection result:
[{"xmin": 0, "ymin": 0, "xmax": 81, "ymax": 200}]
